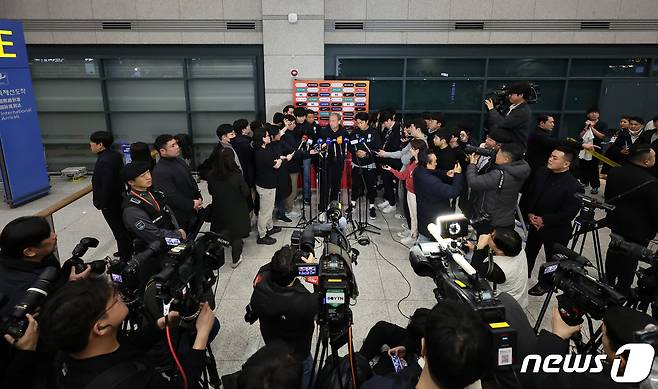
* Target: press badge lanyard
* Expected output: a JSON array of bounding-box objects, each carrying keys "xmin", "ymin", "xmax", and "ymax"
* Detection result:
[{"xmin": 131, "ymin": 190, "xmax": 161, "ymax": 212}]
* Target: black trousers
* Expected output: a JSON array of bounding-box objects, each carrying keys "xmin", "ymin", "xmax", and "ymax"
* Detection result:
[
  {"xmin": 525, "ymin": 226, "xmax": 570, "ymax": 277},
  {"xmin": 606, "ymin": 245, "xmax": 639, "ymax": 297},
  {"xmin": 102, "ymin": 207, "xmax": 133, "ymax": 261},
  {"xmin": 359, "ymin": 321, "xmax": 408, "ymax": 375},
  {"xmin": 578, "ymin": 158, "xmax": 600, "ymax": 188},
  {"xmin": 351, "ymin": 167, "xmax": 377, "ymax": 204},
  {"xmin": 319, "ymin": 158, "xmax": 344, "ymax": 210},
  {"xmin": 382, "ymin": 170, "xmax": 398, "ymax": 206}
]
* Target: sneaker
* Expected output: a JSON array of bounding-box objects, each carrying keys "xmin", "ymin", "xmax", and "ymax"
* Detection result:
[
  {"xmin": 266, "ymin": 226, "xmax": 282, "ymax": 236},
  {"xmin": 397, "ymin": 231, "xmax": 410, "ymax": 238},
  {"xmin": 369, "ymin": 207, "xmax": 377, "ymax": 219},
  {"xmin": 286, "ymin": 210, "xmax": 301, "ymax": 218},
  {"xmin": 257, "ymin": 236, "xmax": 276, "ymax": 245},
  {"xmin": 377, "ymin": 200, "xmax": 390, "ymax": 209},
  {"xmin": 401, "ymin": 236, "xmax": 416, "ymax": 246},
  {"xmin": 231, "ymin": 256, "xmax": 243, "ymax": 269},
  {"xmin": 112, "ymin": 252, "xmax": 120, "ymax": 258},
  {"xmin": 276, "ymin": 214, "xmax": 292, "ymax": 223},
  {"xmin": 394, "ymin": 213, "xmax": 405, "ymax": 220},
  {"xmin": 590, "ymin": 187, "xmax": 599, "ymax": 195},
  {"xmin": 382, "ymin": 205, "xmax": 396, "ymax": 214}
]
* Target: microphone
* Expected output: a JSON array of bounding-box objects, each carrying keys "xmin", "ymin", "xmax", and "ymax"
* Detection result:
[
  {"xmin": 306, "ymin": 138, "xmax": 313, "ymax": 150},
  {"xmin": 359, "ymin": 137, "xmax": 372, "ymax": 154},
  {"xmin": 315, "ymin": 137, "xmax": 324, "ymax": 150},
  {"xmin": 337, "ymin": 136, "xmax": 344, "ymax": 157},
  {"xmin": 297, "ymin": 135, "xmax": 309, "ymax": 151}
]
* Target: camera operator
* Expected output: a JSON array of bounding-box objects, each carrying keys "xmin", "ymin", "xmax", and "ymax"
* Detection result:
[
  {"xmin": 531, "ymin": 305, "xmax": 656, "ymax": 389},
  {"xmin": 485, "ymin": 82, "xmax": 533, "ymax": 152},
  {"xmin": 121, "ymin": 162, "xmax": 186, "ymax": 252},
  {"xmin": 361, "ymin": 300, "xmax": 492, "ymax": 389},
  {"xmin": 234, "ymin": 340, "xmax": 303, "ymax": 389},
  {"xmin": 604, "ymin": 143, "xmax": 658, "ymax": 296},
  {"xmin": 0, "ymin": 216, "xmax": 91, "ymax": 387},
  {"xmin": 459, "ymin": 129, "xmax": 510, "ymax": 220},
  {"xmin": 247, "ymin": 246, "xmax": 318, "ymax": 389},
  {"xmin": 468, "ymin": 229, "xmax": 528, "ymax": 309},
  {"xmin": 466, "ymin": 142, "xmax": 530, "ymax": 234},
  {"xmin": 152, "ymin": 134, "xmax": 203, "ymax": 232},
  {"xmin": 38, "ymin": 276, "xmax": 216, "ymax": 389},
  {"xmin": 414, "ymin": 150, "xmax": 464, "ymax": 243},
  {"xmin": 524, "ymin": 147, "xmax": 582, "ymax": 277}
]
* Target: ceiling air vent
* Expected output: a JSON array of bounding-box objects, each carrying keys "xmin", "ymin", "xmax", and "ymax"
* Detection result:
[
  {"xmin": 455, "ymin": 21, "xmax": 484, "ymax": 30},
  {"xmin": 227, "ymin": 21, "xmax": 256, "ymax": 30},
  {"xmin": 335, "ymin": 21, "xmax": 364, "ymax": 30},
  {"xmin": 581, "ymin": 21, "xmax": 610, "ymax": 30},
  {"xmin": 102, "ymin": 21, "xmax": 132, "ymax": 30}
]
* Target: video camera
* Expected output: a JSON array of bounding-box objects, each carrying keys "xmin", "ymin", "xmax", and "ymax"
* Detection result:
[
  {"xmin": 574, "ymin": 193, "xmax": 615, "ymax": 223},
  {"xmin": 409, "ymin": 214, "xmax": 518, "ymax": 369},
  {"xmin": 147, "ymin": 232, "xmax": 227, "ymax": 321},
  {"xmin": 290, "ymin": 201, "xmax": 359, "ymax": 332},
  {"xmin": 530, "ymin": 244, "xmax": 626, "ymax": 326},
  {"xmin": 486, "ymin": 82, "xmax": 541, "ymax": 112},
  {"xmin": 464, "ymin": 144, "xmax": 497, "ymax": 159}
]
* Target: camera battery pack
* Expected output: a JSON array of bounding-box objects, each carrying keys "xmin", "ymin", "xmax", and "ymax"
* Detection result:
[{"xmin": 489, "ymin": 321, "xmax": 517, "ymax": 368}]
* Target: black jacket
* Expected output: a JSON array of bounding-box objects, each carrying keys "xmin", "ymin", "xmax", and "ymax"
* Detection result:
[
  {"xmin": 253, "ymin": 147, "xmax": 278, "ymax": 189},
  {"xmin": 122, "ymin": 190, "xmax": 182, "ymax": 250},
  {"xmin": 207, "ymin": 171, "xmax": 251, "ymax": 240},
  {"xmin": 151, "ymin": 157, "xmax": 202, "ymax": 231},
  {"xmin": 249, "ymin": 264, "xmax": 318, "ymax": 358},
  {"xmin": 318, "ymin": 126, "xmax": 349, "ymax": 160},
  {"xmin": 525, "ymin": 127, "xmax": 580, "ymax": 173},
  {"xmin": 348, "ymin": 127, "xmax": 382, "ymax": 167},
  {"xmin": 605, "ymin": 163, "xmax": 658, "ymax": 245},
  {"xmin": 231, "ymin": 134, "xmax": 255, "ymax": 187},
  {"xmin": 488, "ymin": 103, "xmax": 532, "ymax": 151},
  {"xmin": 525, "ymin": 168, "xmax": 582, "ymax": 238},
  {"xmin": 268, "ymin": 140, "xmax": 293, "ymax": 200},
  {"xmin": 92, "ymin": 149, "xmax": 125, "ymax": 210},
  {"xmin": 380, "ymin": 124, "xmax": 403, "ymax": 169},
  {"xmin": 414, "ymin": 168, "xmax": 464, "ymax": 238}
]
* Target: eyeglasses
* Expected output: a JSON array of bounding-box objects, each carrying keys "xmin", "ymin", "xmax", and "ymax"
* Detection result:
[{"xmin": 95, "ymin": 291, "xmax": 123, "ymax": 323}]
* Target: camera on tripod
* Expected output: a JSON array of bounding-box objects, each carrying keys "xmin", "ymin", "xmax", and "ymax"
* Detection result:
[
  {"xmin": 530, "ymin": 244, "xmax": 626, "ymax": 326},
  {"xmin": 574, "ymin": 193, "xmax": 615, "ymax": 221},
  {"xmin": 290, "ymin": 202, "xmax": 359, "ymax": 331},
  {"xmin": 409, "ymin": 214, "xmax": 518, "ymax": 369}
]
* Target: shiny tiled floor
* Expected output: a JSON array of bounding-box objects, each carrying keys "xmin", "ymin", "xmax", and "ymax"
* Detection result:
[{"xmin": 0, "ymin": 176, "xmax": 633, "ymax": 377}]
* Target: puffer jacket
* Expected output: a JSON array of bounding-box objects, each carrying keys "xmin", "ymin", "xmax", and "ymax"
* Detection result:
[{"xmin": 466, "ymin": 159, "xmax": 531, "ymax": 228}]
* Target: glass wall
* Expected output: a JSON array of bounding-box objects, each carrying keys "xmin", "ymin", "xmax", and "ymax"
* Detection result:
[
  {"xmin": 29, "ymin": 51, "xmax": 262, "ymax": 171},
  {"xmin": 335, "ymin": 55, "xmax": 658, "ymax": 139}
]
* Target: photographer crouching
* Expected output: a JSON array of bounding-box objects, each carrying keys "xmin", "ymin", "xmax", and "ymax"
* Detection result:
[
  {"xmin": 247, "ymin": 246, "xmax": 319, "ymax": 389},
  {"xmin": 38, "ymin": 276, "xmax": 217, "ymax": 389}
]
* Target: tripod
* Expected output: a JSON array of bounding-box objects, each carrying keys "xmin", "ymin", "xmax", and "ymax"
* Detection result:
[
  {"xmin": 347, "ymin": 162, "xmax": 381, "ymax": 240},
  {"xmin": 569, "ymin": 208, "xmax": 606, "ymax": 280},
  {"xmin": 308, "ymin": 319, "xmax": 358, "ymax": 389}
]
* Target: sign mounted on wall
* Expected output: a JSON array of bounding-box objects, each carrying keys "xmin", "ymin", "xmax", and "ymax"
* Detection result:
[
  {"xmin": 292, "ymin": 80, "xmax": 370, "ymax": 127},
  {"xmin": 0, "ymin": 20, "xmax": 50, "ymax": 207}
]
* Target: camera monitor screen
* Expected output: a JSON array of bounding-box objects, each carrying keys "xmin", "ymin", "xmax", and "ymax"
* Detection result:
[
  {"xmin": 297, "ymin": 264, "xmax": 318, "ymax": 277},
  {"xmin": 436, "ymin": 214, "xmax": 469, "ymax": 239}
]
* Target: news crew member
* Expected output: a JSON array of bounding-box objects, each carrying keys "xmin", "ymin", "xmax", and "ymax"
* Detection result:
[
  {"xmin": 485, "ymin": 82, "xmax": 533, "ymax": 151},
  {"xmin": 604, "ymin": 143, "xmax": 658, "ymax": 296},
  {"xmin": 361, "ymin": 300, "xmax": 492, "ymax": 389},
  {"xmin": 524, "ymin": 147, "xmax": 582, "ymax": 277},
  {"xmin": 466, "ymin": 142, "xmax": 530, "ymax": 234},
  {"xmin": 89, "ymin": 131, "xmax": 133, "ymax": 262},
  {"xmin": 318, "ymin": 112, "xmax": 349, "ymax": 210},
  {"xmin": 247, "ymin": 246, "xmax": 318, "ymax": 389},
  {"xmin": 152, "ymin": 134, "xmax": 203, "ymax": 232},
  {"xmin": 531, "ymin": 305, "xmax": 656, "ymax": 389},
  {"xmin": 0, "ymin": 216, "xmax": 90, "ymax": 388},
  {"xmin": 39, "ymin": 277, "xmax": 217, "ymax": 389},
  {"xmin": 121, "ymin": 162, "xmax": 186, "ymax": 251},
  {"xmin": 414, "ymin": 150, "xmax": 463, "ymax": 242},
  {"xmin": 349, "ymin": 111, "xmax": 383, "ymax": 218}
]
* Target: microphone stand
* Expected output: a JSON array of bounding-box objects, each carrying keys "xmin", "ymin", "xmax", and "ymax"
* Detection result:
[{"xmin": 348, "ymin": 136, "xmax": 381, "ymax": 239}]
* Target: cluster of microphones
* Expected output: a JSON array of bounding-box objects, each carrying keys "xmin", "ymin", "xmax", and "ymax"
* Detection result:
[{"xmin": 292, "ymin": 135, "xmax": 372, "ymax": 159}]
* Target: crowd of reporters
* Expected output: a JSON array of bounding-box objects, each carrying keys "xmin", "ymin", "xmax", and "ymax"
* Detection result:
[{"xmin": 1, "ymin": 80, "xmax": 658, "ymax": 388}]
